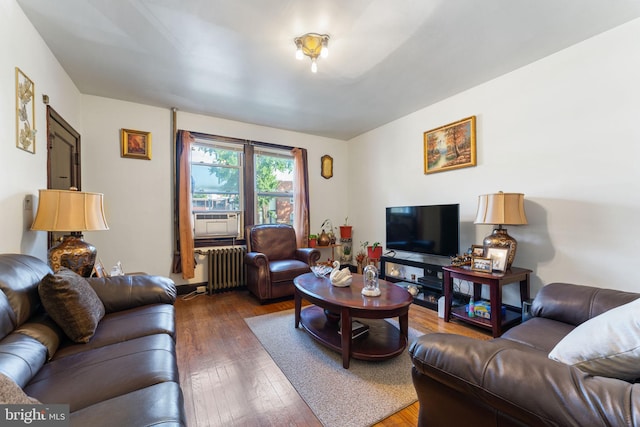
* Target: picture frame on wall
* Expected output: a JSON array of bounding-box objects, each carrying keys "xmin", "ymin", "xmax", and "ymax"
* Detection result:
[
  {"xmin": 485, "ymin": 246, "xmax": 510, "ymax": 272},
  {"xmin": 121, "ymin": 128, "xmax": 152, "ymax": 160},
  {"xmin": 423, "ymin": 116, "xmax": 476, "ymax": 174},
  {"xmin": 15, "ymin": 67, "xmax": 36, "ymax": 154},
  {"xmin": 321, "ymin": 154, "xmax": 333, "ymax": 179},
  {"xmin": 471, "ymin": 257, "xmax": 492, "ymax": 273}
]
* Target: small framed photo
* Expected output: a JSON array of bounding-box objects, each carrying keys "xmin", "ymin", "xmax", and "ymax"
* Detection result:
[
  {"xmin": 471, "ymin": 245, "xmax": 485, "ymax": 257},
  {"xmin": 471, "ymin": 257, "xmax": 492, "ymax": 273},
  {"xmin": 121, "ymin": 128, "xmax": 152, "ymax": 160},
  {"xmin": 485, "ymin": 246, "xmax": 510, "ymax": 272}
]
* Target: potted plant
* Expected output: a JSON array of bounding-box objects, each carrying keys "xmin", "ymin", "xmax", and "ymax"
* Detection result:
[
  {"xmin": 339, "ymin": 217, "xmax": 352, "ymax": 239},
  {"xmin": 365, "ymin": 241, "xmax": 382, "ymax": 260},
  {"xmin": 355, "ymin": 242, "xmax": 367, "ymax": 274},
  {"xmin": 309, "ymin": 234, "xmax": 318, "ymax": 248}
]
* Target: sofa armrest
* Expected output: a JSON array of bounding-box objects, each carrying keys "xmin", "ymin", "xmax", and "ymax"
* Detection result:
[
  {"xmin": 295, "ymin": 248, "xmax": 321, "ymax": 265},
  {"xmin": 86, "ymin": 275, "xmax": 176, "ymax": 313},
  {"xmin": 244, "ymin": 252, "xmax": 268, "ymax": 268},
  {"xmin": 410, "ymin": 333, "xmax": 640, "ymax": 426}
]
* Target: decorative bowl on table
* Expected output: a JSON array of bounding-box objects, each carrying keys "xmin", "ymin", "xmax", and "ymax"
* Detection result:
[{"xmin": 311, "ymin": 264, "xmax": 332, "ymax": 278}]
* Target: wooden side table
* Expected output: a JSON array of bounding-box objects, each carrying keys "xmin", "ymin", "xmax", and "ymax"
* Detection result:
[{"xmin": 443, "ymin": 266, "xmax": 531, "ymax": 337}]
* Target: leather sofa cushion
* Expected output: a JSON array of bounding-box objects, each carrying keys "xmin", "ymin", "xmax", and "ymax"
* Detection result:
[
  {"xmin": 39, "ymin": 269, "xmax": 105, "ymax": 343},
  {"xmin": 248, "ymin": 224, "xmax": 298, "ymax": 261},
  {"xmin": 0, "ymin": 254, "xmax": 52, "ymax": 335},
  {"xmin": 15, "ymin": 314, "xmax": 63, "ymax": 359},
  {"xmin": 87, "ymin": 275, "xmax": 177, "ymax": 313},
  {"xmin": 70, "ymin": 382, "xmax": 185, "ymax": 426},
  {"xmin": 52, "ymin": 304, "xmax": 176, "ymax": 360},
  {"xmin": 0, "ymin": 333, "xmax": 47, "ymax": 388},
  {"xmin": 24, "ymin": 334, "xmax": 178, "ymax": 412},
  {"xmin": 532, "ymin": 282, "xmax": 640, "ymax": 326},
  {"xmin": 500, "ymin": 316, "xmax": 575, "ymax": 353},
  {"xmin": 269, "ymin": 259, "xmax": 311, "ymax": 283}
]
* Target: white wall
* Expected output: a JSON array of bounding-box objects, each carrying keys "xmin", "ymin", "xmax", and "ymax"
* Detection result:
[
  {"xmin": 348, "ymin": 18, "xmax": 640, "ymax": 300},
  {"xmin": 0, "ymin": 0, "xmax": 82, "ymax": 258},
  {"xmin": 82, "ymin": 98, "xmax": 348, "ymax": 284}
]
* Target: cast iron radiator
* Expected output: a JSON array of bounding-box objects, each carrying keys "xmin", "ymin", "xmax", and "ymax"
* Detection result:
[{"xmin": 196, "ymin": 246, "xmax": 247, "ymax": 294}]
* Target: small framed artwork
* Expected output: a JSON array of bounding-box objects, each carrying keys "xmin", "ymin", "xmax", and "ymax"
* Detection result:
[
  {"xmin": 485, "ymin": 246, "xmax": 510, "ymax": 272},
  {"xmin": 471, "ymin": 257, "xmax": 492, "ymax": 273},
  {"xmin": 321, "ymin": 154, "xmax": 333, "ymax": 179},
  {"xmin": 423, "ymin": 116, "xmax": 476, "ymax": 174},
  {"xmin": 121, "ymin": 128, "xmax": 152, "ymax": 160},
  {"xmin": 15, "ymin": 67, "xmax": 36, "ymax": 154},
  {"xmin": 471, "ymin": 245, "xmax": 485, "ymax": 257}
]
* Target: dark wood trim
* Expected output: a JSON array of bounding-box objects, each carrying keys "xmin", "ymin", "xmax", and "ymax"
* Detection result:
[{"xmin": 46, "ymin": 106, "xmax": 81, "ymax": 190}]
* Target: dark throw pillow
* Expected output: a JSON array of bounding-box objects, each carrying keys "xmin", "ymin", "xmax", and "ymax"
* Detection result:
[{"xmin": 38, "ymin": 268, "xmax": 105, "ymax": 343}]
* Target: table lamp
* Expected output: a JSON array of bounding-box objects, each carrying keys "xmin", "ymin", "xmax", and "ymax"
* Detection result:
[
  {"xmin": 31, "ymin": 188, "xmax": 109, "ymax": 277},
  {"xmin": 474, "ymin": 192, "xmax": 527, "ymax": 270}
]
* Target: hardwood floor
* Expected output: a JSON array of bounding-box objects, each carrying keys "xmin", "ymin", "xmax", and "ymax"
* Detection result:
[{"xmin": 175, "ymin": 290, "xmax": 491, "ymax": 427}]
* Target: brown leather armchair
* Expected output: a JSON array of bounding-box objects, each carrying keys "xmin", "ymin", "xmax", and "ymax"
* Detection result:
[{"xmin": 244, "ymin": 224, "xmax": 321, "ymax": 302}]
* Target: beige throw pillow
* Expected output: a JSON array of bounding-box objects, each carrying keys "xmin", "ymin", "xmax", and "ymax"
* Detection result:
[
  {"xmin": 0, "ymin": 374, "xmax": 40, "ymax": 404},
  {"xmin": 38, "ymin": 268, "xmax": 105, "ymax": 343},
  {"xmin": 548, "ymin": 297, "xmax": 640, "ymax": 380}
]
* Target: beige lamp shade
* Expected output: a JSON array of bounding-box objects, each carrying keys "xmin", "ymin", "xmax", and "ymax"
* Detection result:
[
  {"xmin": 474, "ymin": 192, "xmax": 527, "ymax": 270},
  {"xmin": 31, "ymin": 189, "xmax": 109, "ymax": 232},
  {"xmin": 474, "ymin": 192, "xmax": 527, "ymax": 225}
]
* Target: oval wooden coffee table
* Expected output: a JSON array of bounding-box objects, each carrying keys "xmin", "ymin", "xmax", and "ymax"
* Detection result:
[{"xmin": 294, "ymin": 272, "xmax": 413, "ymax": 368}]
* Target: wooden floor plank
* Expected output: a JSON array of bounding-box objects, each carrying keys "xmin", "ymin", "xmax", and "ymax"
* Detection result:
[{"xmin": 175, "ymin": 289, "xmax": 490, "ymax": 426}]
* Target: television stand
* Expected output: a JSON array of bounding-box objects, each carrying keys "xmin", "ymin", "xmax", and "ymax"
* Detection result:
[{"xmin": 380, "ymin": 255, "xmax": 446, "ymax": 310}]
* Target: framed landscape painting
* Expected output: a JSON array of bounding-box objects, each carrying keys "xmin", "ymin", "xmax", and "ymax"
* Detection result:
[
  {"xmin": 121, "ymin": 128, "xmax": 152, "ymax": 160},
  {"xmin": 424, "ymin": 116, "xmax": 476, "ymax": 174}
]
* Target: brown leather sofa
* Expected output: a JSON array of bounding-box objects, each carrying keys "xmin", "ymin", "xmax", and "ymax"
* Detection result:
[
  {"xmin": 409, "ymin": 282, "xmax": 640, "ymax": 427},
  {"xmin": 0, "ymin": 254, "xmax": 185, "ymax": 426},
  {"xmin": 244, "ymin": 224, "xmax": 320, "ymax": 302}
]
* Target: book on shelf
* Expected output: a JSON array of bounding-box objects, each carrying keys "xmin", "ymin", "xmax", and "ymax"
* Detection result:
[{"xmin": 338, "ymin": 320, "xmax": 369, "ymax": 339}]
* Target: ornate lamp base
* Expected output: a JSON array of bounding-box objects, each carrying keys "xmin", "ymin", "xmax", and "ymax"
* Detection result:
[
  {"xmin": 482, "ymin": 227, "xmax": 517, "ymax": 270},
  {"xmin": 49, "ymin": 233, "xmax": 97, "ymax": 277}
]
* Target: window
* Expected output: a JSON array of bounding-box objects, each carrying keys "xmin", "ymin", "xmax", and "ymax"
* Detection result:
[
  {"xmin": 190, "ymin": 141, "xmax": 243, "ymax": 213},
  {"xmin": 254, "ymin": 149, "xmax": 294, "ymax": 225},
  {"xmin": 183, "ymin": 133, "xmax": 301, "ymax": 245}
]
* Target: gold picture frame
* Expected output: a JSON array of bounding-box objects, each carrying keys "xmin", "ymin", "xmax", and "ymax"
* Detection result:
[
  {"xmin": 121, "ymin": 128, "xmax": 152, "ymax": 160},
  {"xmin": 321, "ymin": 154, "xmax": 333, "ymax": 179},
  {"xmin": 424, "ymin": 116, "xmax": 476, "ymax": 174},
  {"xmin": 16, "ymin": 67, "xmax": 36, "ymax": 153},
  {"xmin": 471, "ymin": 256, "xmax": 492, "ymax": 273},
  {"xmin": 471, "ymin": 245, "xmax": 485, "ymax": 257},
  {"xmin": 485, "ymin": 246, "xmax": 510, "ymax": 272}
]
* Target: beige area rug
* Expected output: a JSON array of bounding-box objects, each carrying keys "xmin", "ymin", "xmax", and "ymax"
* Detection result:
[{"xmin": 245, "ymin": 309, "xmax": 425, "ymax": 427}]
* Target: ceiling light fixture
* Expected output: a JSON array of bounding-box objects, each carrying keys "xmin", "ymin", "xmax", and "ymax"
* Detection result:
[{"xmin": 294, "ymin": 33, "xmax": 329, "ymax": 73}]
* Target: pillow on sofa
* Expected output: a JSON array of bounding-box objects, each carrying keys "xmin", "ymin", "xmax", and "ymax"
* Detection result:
[
  {"xmin": 0, "ymin": 374, "xmax": 40, "ymax": 404},
  {"xmin": 548, "ymin": 297, "xmax": 640, "ymax": 380},
  {"xmin": 38, "ymin": 268, "xmax": 105, "ymax": 343}
]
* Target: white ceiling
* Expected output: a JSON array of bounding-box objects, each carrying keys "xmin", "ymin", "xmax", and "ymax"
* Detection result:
[{"xmin": 17, "ymin": 0, "xmax": 640, "ymax": 140}]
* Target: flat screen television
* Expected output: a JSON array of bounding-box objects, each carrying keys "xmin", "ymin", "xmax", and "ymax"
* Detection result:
[{"xmin": 385, "ymin": 204, "xmax": 459, "ymax": 257}]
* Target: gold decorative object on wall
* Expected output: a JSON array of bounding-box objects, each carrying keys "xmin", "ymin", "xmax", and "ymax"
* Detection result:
[
  {"xmin": 15, "ymin": 67, "xmax": 36, "ymax": 153},
  {"xmin": 424, "ymin": 116, "xmax": 476, "ymax": 174},
  {"xmin": 321, "ymin": 154, "xmax": 333, "ymax": 179},
  {"xmin": 121, "ymin": 128, "xmax": 152, "ymax": 160}
]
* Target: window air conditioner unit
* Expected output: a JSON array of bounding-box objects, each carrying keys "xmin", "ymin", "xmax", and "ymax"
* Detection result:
[{"xmin": 194, "ymin": 212, "xmax": 239, "ymax": 239}]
